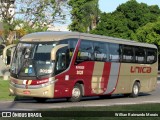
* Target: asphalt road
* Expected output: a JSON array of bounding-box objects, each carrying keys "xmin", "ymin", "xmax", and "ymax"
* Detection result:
[{"xmin": 0, "ymin": 82, "xmax": 160, "ymax": 111}]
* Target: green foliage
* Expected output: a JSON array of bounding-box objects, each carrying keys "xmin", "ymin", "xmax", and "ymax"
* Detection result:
[
  {"xmin": 90, "ymin": 12, "xmax": 133, "ymax": 39},
  {"xmin": 116, "ymin": 1, "xmax": 160, "ymax": 30},
  {"xmin": 2, "ymin": 19, "xmax": 24, "ymax": 40},
  {"xmin": 91, "ymin": 0, "xmax": 160, "ymax": 41},
  {"xmin": 134, "ymin": 20, "xmax": 160, "ymax": 52},
  {"xmin": 68, "ymin": 0, "xmax": 100, "ymax": 32}
]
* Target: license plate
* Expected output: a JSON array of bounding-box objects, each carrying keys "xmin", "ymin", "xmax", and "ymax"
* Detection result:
[{"xmin": 23, "ymin": 90, "xmax": 30, "ymax": 94}]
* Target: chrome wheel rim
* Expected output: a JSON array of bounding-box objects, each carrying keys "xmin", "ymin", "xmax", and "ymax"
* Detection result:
[
  {"xmin": 72, "ymin": 87, "xmax": 80, "ymax": 98},
  {"xmin": 133, "ymin": 85, "xmax": 139, "ymax": 95}
]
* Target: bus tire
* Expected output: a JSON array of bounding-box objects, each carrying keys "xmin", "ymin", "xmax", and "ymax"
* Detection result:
[
  {"xmin": 34, "ymin": 97, "xmax": 47, "ymax": 103},
  {"xmin": 67, "ymin": 83, "xmax": 82, "ymax": 102},
  {"xmin": 130, "ymin": 82, "xmax": 140, "ymax": 98}
]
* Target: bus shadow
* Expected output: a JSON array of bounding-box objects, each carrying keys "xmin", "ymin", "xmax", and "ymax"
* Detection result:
[
  {"xmin": 81, "ymin": 92, "xmax": 151, "ymax": 101},
  {"xmin": 138, "ymin": 92, "xmax": 151, "ymax": 97},
  {"xmin": 14, "ymin": 92, "xmax": 151, "ymax": 104}
]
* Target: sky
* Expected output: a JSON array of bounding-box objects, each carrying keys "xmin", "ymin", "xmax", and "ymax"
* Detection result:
[{"xmin": 99, "ymin": 0, "xmax": 160, "ymax": 13}]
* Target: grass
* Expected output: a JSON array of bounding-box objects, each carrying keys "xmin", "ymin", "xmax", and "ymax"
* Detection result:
[
  {"xmin": 2, "ymin": 104, "xmax": 160, "ymax": 120},
  {"xmin": 0, "ymin": 77, "xmax": 14, "ymax": 100},
  {"xmin": 37, "ymin": 104, "xmax": 160, "ymax": 120},
  {"xmin": 42, "ymin": 104, "xmax": 160, "ymax": 120},
  {"xmin": 47, "ymin": 103, "xmax": 160, "ymax": 111}
]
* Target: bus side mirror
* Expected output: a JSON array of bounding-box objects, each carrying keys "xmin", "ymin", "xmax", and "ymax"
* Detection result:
[{"xmin": 51, "ymin": 44, "xmax": 68, "ymax": 61}]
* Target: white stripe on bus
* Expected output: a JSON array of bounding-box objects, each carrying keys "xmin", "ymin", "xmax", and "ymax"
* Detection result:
[{"xmin": 104, "ymin": 63, "xmax": 120, "ymax": 94}]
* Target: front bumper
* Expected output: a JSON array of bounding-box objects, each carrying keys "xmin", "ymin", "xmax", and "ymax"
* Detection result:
[{"xmin": 9, "ymin": 84, "xmax": 54, "ymax": 98}]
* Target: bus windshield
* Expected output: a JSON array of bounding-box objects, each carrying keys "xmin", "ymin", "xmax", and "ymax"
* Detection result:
[{"xmin": 11, "ymin": 42, "xmax": 57, "ymax": 78}]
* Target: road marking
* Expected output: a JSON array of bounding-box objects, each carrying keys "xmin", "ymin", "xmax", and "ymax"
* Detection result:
[
  {"xmin": 143, "ymin": 101, "xmax": 160, "ymax": 103},
  {"xmin": 0, "ymin": 101, "xmax": 12, "ymax": 103},
  {"xmin": 114, "ymin": 103, "xmax": 137, "ymax": 105},
  {"xmin": 4, "ymin": 108, "xmax": 33, "ymax": 111}
]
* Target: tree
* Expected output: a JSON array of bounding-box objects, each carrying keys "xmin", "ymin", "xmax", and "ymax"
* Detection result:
[
  {"xmin": 91, "ymin": 0, "xmax": 160, "ymax": 40},
  {"xmin": 134, "ymin": 20, "xmax": 160, "ymax": 46},
  {"xmin": 90, "ymin": 12, "xmax": 133, "ymax": 39},
  {"xmin": 15, "ymin": 0, "xmax": 68, "ymax": 28},
  {"xmin": 115, "ymin": 0, "xmax": 160, "ymax": 32},
  {"xmin": 68, "ymin": 0, "xmax": 100, "ymax": 32},
  {"xmin": 0, "ymin": 0, "xmax": 68, "ymax": 44}
]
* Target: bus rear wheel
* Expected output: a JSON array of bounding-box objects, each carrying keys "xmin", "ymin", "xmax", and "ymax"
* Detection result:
[
  {"xmin": 67, "ymin": 83, "xmax": 82, "ymax": 102},
  {"xmin": 130, "ymin": 82, "xmax": 140, "ymax": 98}
]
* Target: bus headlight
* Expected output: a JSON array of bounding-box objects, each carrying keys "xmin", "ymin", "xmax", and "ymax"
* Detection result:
[{"xmin": 9, "ymin": 88, "xmax": 14, "ymax": 94}]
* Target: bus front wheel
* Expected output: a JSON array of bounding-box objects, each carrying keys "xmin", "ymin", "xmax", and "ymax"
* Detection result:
[
  {"xmin": 67, "ymin": 83, "xmax": 82, "ymax": 102},
  {"xmin": 130, "ymin": 82, "xmax": 140, "ymax": 98}
]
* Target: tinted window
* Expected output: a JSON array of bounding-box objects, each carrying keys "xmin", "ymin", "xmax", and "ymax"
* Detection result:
[
  {"xmin": 55, "ymin": 46, "xmax": 69, "ymax": 75},
  {"xmin": 94, "ymin": 42, "xmax": 108, "ymax": 61},
  {"xmin": 76, "ymin": 40, "xmax": 94, "ymax": 62},
  {"xmin": 147, "ymin": 49, "xmax": 157, "ymax": 64},
  {"xmin": 109, "ymin": 44, "xmax": 121, "ymax": 62},
  {"xmin": 135, "ymin": 47, "xmax": 145, "ymax": 63},
  {"xmin": 34, "ymin": 43, "xmax": 54, "ymax": 61},
  {"xmin": 60, "ymin": 38, "xmax": 78, "ymax": 61},
  {"xmin": 122, "ymin": 46, "xmax": 134, "ymax": 62}
]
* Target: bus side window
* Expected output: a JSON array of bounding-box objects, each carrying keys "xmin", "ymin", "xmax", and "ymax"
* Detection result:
[
  {"xmin": 109, "ymin": 44, "xmax": 121, "ymax": 62},
  {"xmin": 122, "ymin": 46, "xmax": 134, "ymax": 63},
  {"xmin": 94, "ymin": 42, "xmax": 107, "ymax": 62},
  {"xmin": 146, "ymin": 49, "xmax": 157, "ymax": 64},
  {"xmin": 76, "ymin": 40, "xmax": 94, "ymax": 63},
  {"xmin": 55, "ymin": 47, "xmax": 69, "ymax": 75},
  {"xmin": 135, "ymin": 48, "xmax": 145, "ymax": 63}
]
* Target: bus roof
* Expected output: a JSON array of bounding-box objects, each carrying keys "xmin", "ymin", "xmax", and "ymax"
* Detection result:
[{"xmin": 20, "ymin": 31, "xmax": 157, "ymax": 49}]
